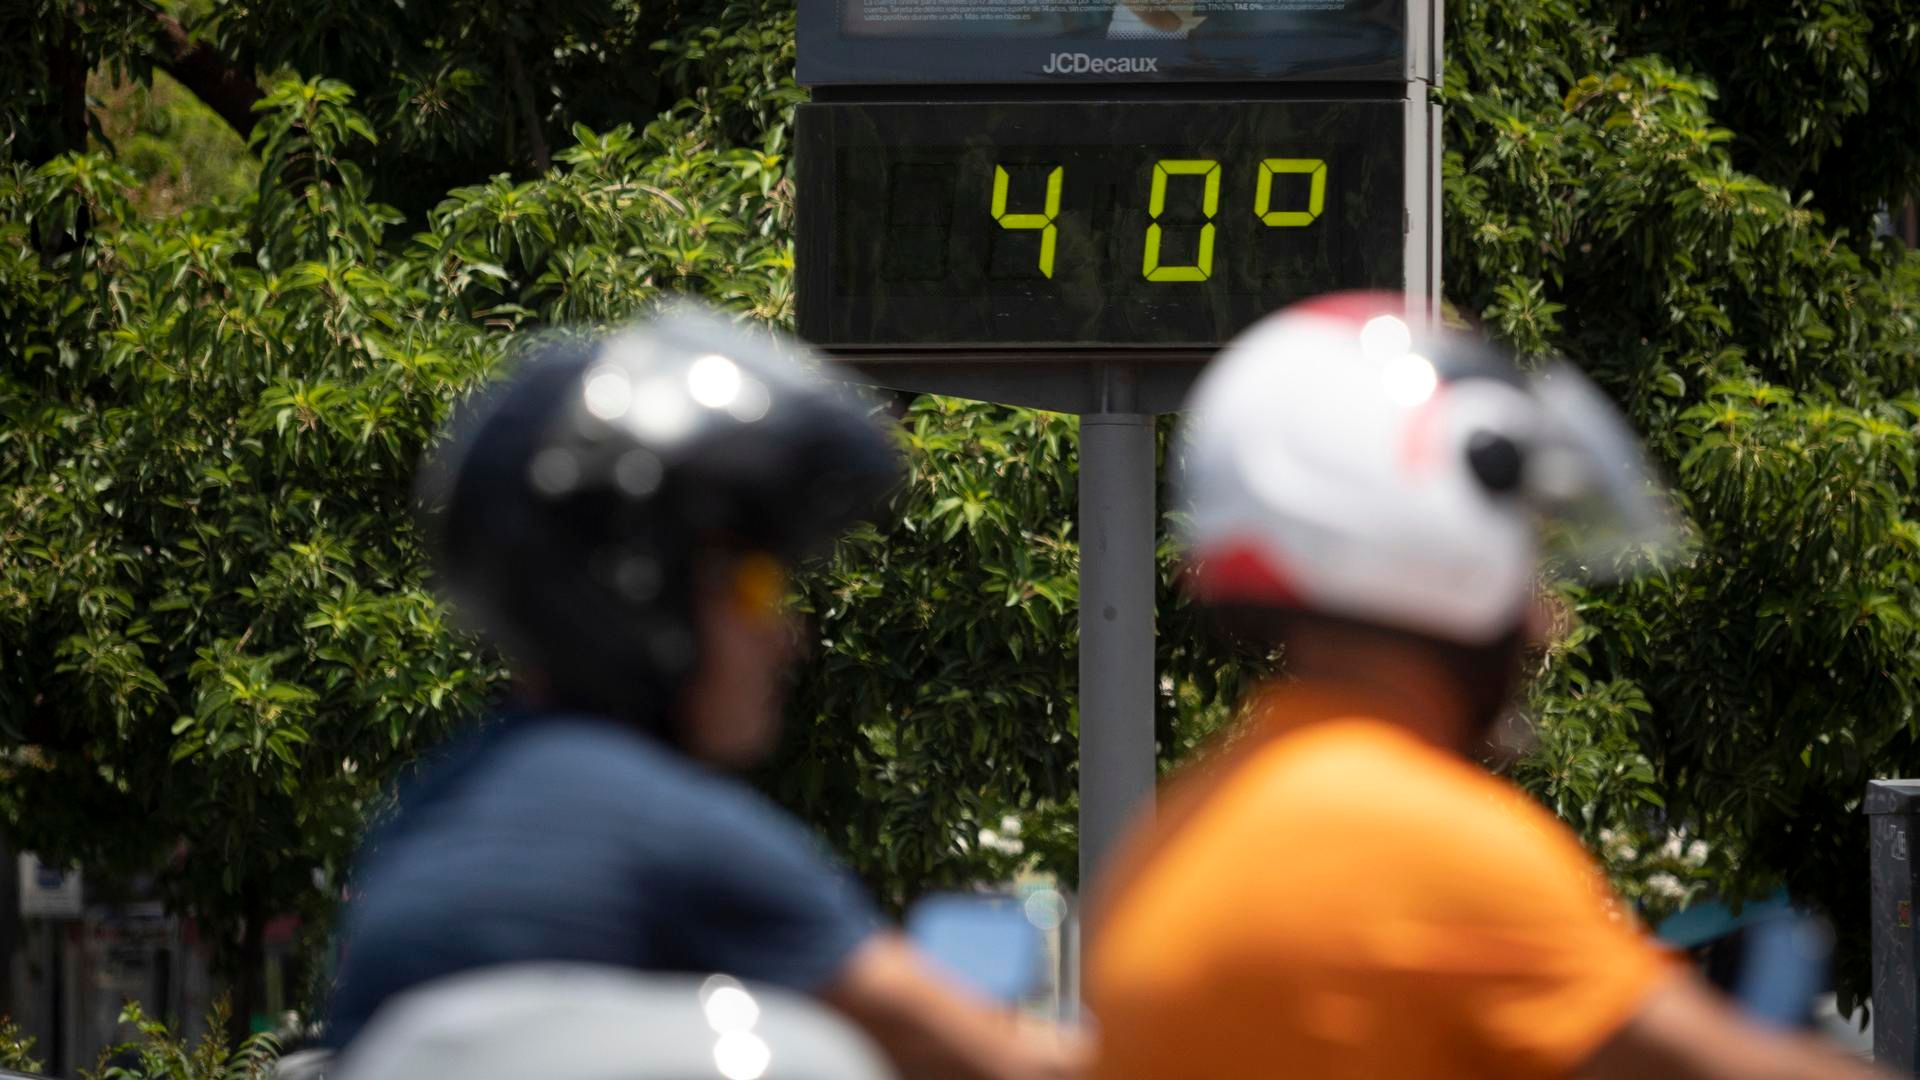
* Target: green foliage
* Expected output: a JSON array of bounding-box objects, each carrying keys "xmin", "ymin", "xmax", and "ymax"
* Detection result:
[
  {"xmin": 8, "ymin": 0, "xmax": 1920, "ymax": 1020},
  {"xmin": 0, "ymin": 1, "xmax": 160, "ymax": 161},
  {"xmin": 0, "ymin": 1017, "xmax": 45, "ymax": 1075},
  {"xmin": 0, "ymin": 0, "xmax": 1130, "ymax": 993},
  {"xmin": 192, "ymin": 0, "xmax": 749, "ymax": 216},
  {"xmin": 0, "ymin": 2, "xmax": 1252, "ymax": 965},
  {"xmin": 1599, "ymin": 0, "xmax": 1920, "ymax": 234},
  {"xmin": 775, "ymin": 401, "xmax": 1263, "ymax": 901},
  {"xmin": 1447, "ymin": 0, "xmax": 1920, "ymax": 1009},
  {"xmin": 89, "ymin": 1000, "xmax": 278, "ymax": 1080},
  {"xmin": 91, "ymin": 70, "xmax": 259, "ymax": 215},
  {"xmin": 774, "ymin": 400, "xmax": 1082, "ymax": 902},
  {"xmin": 1, "ymin": 74, "xmax": 501, "ymax": 977},
  {"xmin": 4, "ymin": 0, "xmax": 794, "ymax": 220}
]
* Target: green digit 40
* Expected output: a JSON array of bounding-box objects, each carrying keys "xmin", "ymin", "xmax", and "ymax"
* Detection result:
[
  {"xmin": 985, "ymin": 157, "xmax": 1328, "ymax": 282},
  {"xmin": 992, "ymin": 165, "xmax": 1064, "ymax": 278}
]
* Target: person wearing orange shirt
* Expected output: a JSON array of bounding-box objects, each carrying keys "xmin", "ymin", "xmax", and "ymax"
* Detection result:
[{"xmin": 1085, "ymin": 292, "xmax": 1881, "ymax": 1079}]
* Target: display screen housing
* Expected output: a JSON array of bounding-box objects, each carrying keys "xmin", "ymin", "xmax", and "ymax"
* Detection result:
[
  {"xmin": 796, "ymin": 99, "xmax": 1405, "ymax": 351},
  {"xmin": 797, "ymin": 0, "xmax": 1417, "ymax": 85}
]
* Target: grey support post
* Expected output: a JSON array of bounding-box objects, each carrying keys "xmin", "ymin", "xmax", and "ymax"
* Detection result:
[
  {"xmin": 1076, "ymin": 405, "xmax": 1159, "ymax": 891},
  {"xmin": 1868, "ymin": 779, "xmax": 1920, "ymax": 1071}
]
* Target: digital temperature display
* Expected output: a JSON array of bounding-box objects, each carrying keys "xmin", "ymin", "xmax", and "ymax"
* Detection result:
[{"xmin": 796, "ymin": 99, "xmax": 1405, "ymax": 350}]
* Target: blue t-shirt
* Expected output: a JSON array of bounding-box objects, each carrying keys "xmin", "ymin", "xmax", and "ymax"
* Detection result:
[{"xmin": 324, "ymin": 714, "xmax": 877, "ymax": 1048}]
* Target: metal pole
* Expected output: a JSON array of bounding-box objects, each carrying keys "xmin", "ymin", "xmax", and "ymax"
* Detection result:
[
  {"xmin": 1077, "ymin": 411, "xmax": 1158, "ymax": 891},
  {"xmin": 1869, "ymin": 779, "xmax": 1920, "ymax": 1071}
]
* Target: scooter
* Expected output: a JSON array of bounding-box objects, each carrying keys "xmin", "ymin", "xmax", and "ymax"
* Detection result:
[
  {"xmin": 304, "ymin": 895, "xmax": 1838, "ymax": 1079},
  {"xmin": 323, "ymin": 966, "xmax": 894, "ymax": 1080},
  {"xmin": 290, "ymin": 890, "xmax": 1056, "ymax": 1080}
]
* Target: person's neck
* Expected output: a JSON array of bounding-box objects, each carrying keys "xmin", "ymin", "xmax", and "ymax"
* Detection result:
[{"xmin": 1277, "ymin": 640, "xmax": 1478, "ymax": 754}]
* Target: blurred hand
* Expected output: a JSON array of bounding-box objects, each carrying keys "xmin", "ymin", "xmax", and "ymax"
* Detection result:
[{"xmin": 823, "ymin": 933, "xmax": 1091, "ymax": 1079}]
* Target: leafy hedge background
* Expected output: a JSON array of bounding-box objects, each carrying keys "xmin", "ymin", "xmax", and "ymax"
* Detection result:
[{"xmin": 4, "ymin": 0, "xmax": 1920, "ymax": 1018}]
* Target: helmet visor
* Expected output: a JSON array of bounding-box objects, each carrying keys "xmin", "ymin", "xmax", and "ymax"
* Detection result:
[{"xmin": 1525, "ymin": 362, "xmax": 1679, "ymax": 580}]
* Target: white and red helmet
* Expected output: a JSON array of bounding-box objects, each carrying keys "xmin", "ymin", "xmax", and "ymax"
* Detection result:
[{"xmin": 1176, "ymin": 292, "xmax": 1672, "ymax": 647}]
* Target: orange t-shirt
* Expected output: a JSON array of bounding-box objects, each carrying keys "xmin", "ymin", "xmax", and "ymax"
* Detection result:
[{"xmin": 1085, "ymin": 685, "xmax": 1676, "ymax": 1079}]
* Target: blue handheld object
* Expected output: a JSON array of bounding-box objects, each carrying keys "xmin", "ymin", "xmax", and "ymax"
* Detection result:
[
  {"xmin": 1734, "ymin": 915, "xmax": 1832, "ymax": 1029},
  {"xmin": 905, "ymin": 893, "xmax": 1047, "ymax": 1005}
]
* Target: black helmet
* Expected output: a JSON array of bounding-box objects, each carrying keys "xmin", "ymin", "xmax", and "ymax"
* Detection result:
[{"xmin": 419, "ymin": 303, "xmax": 900, "ymax": 734}]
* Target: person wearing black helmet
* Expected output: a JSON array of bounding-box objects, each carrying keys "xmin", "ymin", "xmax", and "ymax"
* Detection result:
[{"xmin": 324, "ymin": 304, "xmax": 1084, "ymax": 1079}]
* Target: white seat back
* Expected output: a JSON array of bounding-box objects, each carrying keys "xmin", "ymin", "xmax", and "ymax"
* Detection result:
[{"xmin": 329, "ymin": 965, "xmax": 894, "ymax": 1080}]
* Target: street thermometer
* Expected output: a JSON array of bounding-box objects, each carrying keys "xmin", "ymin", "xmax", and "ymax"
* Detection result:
[{"xmin": 792, "ymin": 0, "xmax": 1442, "ymax": 890}]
